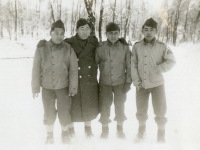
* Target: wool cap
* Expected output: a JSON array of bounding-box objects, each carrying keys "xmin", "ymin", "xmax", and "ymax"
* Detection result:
[
  {"xmin": 143, "ymin": 18, "xmax": 158, "ymax": 29},
  {"xmin": 51, "ymin": 20, "xmax": 65, "ymax": 32},
  {"xmin": 106, "ymin": 22, "xmax": 120, "ymax": 32},
  {"xmin": 76, "ymin": 18, "xmax": 90, "ymax": 29}
]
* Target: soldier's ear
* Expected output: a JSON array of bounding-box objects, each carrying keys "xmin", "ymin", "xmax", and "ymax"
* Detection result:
[
  {"xmin": 141, "ymin": 29, "xmax": 144, "ymax": 34},
  {"xmin": 156, "ymin": 29, "xmax": 158, "ymax": 33},
  {"xmin": 50, "ymin": 31, "xmax": 52, "ymax": 37}
]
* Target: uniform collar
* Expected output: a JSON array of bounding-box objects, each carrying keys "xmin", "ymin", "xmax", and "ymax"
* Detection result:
[
  {"xmin": 49, "ymin": 39, "xmax": 64, "ymax": 50},
  {"xmin": 143, "ymin": 38, "xmax": 156, "ymax": 45},
  {"xmin": 107, "ymin": 39, "xmax": 119, "ymax": 47}
]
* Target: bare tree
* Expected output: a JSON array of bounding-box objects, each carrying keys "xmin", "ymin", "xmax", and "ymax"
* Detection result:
[
  {"xmin": 5, "ymin": 0, "xmax": 14, "ymax": 40},
  {"xmin": 0, "ymin": 0, "xmax": 3, "ymax": 37},
  {"xmin": 84, "ymin": 0, "xmax": 96, "ymax": 36},
  {"xmin": 99, "ymin": 0, "xmax": 104, "ymax": 42},
  {"xmin": 57, "ymin": 0, "xmax": 62, "ymax": 19},
  {"xmin": 123, "ymin": 0, "xmax": 131, "ymax": 38},
  {"xmin": 71, "ymin": 0, "xmax": 75, "ymax": 35},
  {"xmin": 172, "ymin": 0, "xmax": 182, "ymax": 46},
  {"xmin": 112, "ymin": 0, "xmax": 116, "ymax": 22},
  {"xmin": 50, "ymin": 2, "xmax": 55, "ymax": 22},
  {"xmin": 182, "ymin": 0, "xmax": 191, "ymax": 42},
  {"xmin": 194, "ymin": 11, "xmax": 200, "ymax": 41},
  {"xmin": 36, "ymin": 0, "xmax": 41, "ymax": 37},
  {"xmin": 14, "ymin": 0, "xmax": 18, "ymax": 41}
]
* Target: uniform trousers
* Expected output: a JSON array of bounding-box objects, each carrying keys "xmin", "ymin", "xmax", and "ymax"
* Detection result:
[{"xmin": 42, "ymin": 87, "xmax": 72, "ymax": 126}]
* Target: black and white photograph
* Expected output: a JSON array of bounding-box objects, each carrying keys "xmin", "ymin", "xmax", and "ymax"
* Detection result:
[{"xmin": 0, "ymin": 0, "xmax": 200, "ymax": 149}]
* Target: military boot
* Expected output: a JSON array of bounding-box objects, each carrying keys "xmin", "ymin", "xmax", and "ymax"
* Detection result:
[
  {"xmin": 85, "ymin": 126, "xmax": 94, "ymax": 137},
  {"xmin": 100, "ymin": 126, "xmax": 109, "ymax": 139},
  {"xmin": 61, "ymin": 130, "xmax": 71, "ymax": 144},
  {"xmin": 117, "ymin": 125, "xmax": 126, "ymax": 139},
  {"xmin": 157, "ymin": 129, "xmax": 165, "ymax": 143},
  {"xmin": 135, "ymin": 125, "xmax": 146, "ymax": 141},
  {"xmin": 69, "ymin": 127, "xmax": 75, "ymax": 137},
  {"xmin": 45, "ymin": 132, "xmax": 54, "ymax": 144}
]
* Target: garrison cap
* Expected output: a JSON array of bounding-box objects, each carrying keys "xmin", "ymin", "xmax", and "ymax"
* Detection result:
[
  {"xmin": 143, "ymin": 18, "xmax": 158, "ymax": 29},
  {"xmin": 76, "ymin": 18, "xmax": 91, "ymax": 29},
  {"xmin": 106, "ymin": 22, "xmax": 120, "ymax": 33},
  {"xmin": 51, "ymin": 20, "xmax": 65, "ymax": 32}
]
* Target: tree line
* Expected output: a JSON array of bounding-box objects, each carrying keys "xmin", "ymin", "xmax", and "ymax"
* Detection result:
[{"xmin": 0, "ymin": 0, "xmax": 200, "ymax": 45}]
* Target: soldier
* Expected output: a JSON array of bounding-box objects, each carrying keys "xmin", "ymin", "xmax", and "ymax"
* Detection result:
[
  {"xmin": 131, "ymin": 18, "xmax": 176, "ymax": 142},
  {"xmin": 32, "ymin": 20, "xmax": 78, "ymax": 144},
  {"xmin": 96, "ymin": 22, "xmax": 132, "ymax": 139},
  {"xmin": 37, "ymin": 18, "xmax": 99, "ymax": 137},
  {"xmin": 64, "ymin": 18, "xmax": 99, "ymax": 137}
]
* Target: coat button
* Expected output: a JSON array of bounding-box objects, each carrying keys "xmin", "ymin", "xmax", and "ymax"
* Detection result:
[
  {"xmin": 88, "ymin": 75, "xmax": 90, "ymax": 77},
  {"xmin": 77, "ymin": 59, "xmax": 79, "ymax": 61},
  {"xmin": 88, "ymin": 66, "xmax": 91, "ymax": 68},
  {"xmin": 78, "ymin": 67, "xmax": 80, "ymax": 70},
  {"xmin": 79, "ymin": 76, "xmax": 82, "ymax": 78}
]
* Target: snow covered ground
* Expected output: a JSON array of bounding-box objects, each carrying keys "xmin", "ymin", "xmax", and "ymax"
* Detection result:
[{"xmin": 0, "ymin": 38, "xmax": 200, "ymax": 150}]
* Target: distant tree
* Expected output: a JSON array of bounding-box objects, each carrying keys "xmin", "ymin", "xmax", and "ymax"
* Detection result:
[
  {"xmin": 84, "ymin": 0, "xmax": 96, "ymax": 36},
  {"xmin": 14, "ymin": 0, "xmax": 18, "ymax": 41},
  {"xmin": 123, "ymin": 0, "xmax": 131, "ymax": 38},
  {"xmin": 0, "ymin": 0, "xmax": 3, "ymax": 37},
  {"xmin": 112, "ymin": 0, "xmax": 117, "ymax": 22},
  {"xmin": 99, "ymin": 0, "xmax": 104, "ymax": 42},
  {"xmin": 57, "ymin": 0, "xmax": 62, "ymax": 19},
  {"xmin": 71, "ymin": 0, "xmax": 75, "ymax": 35},
  {"xmin": 172, "ymin": 0, "xmax": 182, "ymax": 46},
  {"xmin": 182, "ymin": 0, "xmax": 191, "ymax": 42}
]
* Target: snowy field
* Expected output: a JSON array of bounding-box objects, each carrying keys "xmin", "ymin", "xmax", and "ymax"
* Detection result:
[{"xmin": 0, "ymin": 38, "xmax": 200, "ymax": 150}]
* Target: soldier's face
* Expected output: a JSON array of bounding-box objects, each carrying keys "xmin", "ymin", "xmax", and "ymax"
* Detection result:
[
  {"xmin": 77, "ymin": 24, "xmax": 91, "ymax": 40},
  {"xmin": 50, "ymin": 28, "xmax": 64, "ymax": 44},
  {"xmin": 106, "ymin": 30, "xmax": 120, "ymax": 44},
  {"xmin": 142, "ymin": 26, "xmax": 157, "ymax": 41}
]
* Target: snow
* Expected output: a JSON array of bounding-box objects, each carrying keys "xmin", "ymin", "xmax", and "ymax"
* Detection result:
[{"xmin": 0, "ymin": 38, "xmax": 200, "ymax": 150}]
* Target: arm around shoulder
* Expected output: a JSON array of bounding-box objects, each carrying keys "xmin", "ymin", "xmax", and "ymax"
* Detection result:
[{"xmin": 69, "ymin": 48, "xmax": 78, "ymax": 95}]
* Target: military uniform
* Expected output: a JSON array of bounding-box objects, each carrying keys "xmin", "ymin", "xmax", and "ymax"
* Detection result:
[
  {"xmin": 64, "ymin": 34, "xmax": 99, "ymax": 122},
  {"xmin": 32, "ymin": 40, "xmax": 78, "ymax": 126},
  {"xmin": 96, "ymin": 40, "xmax": 131, "ymax": 124},
  {"xmin": 131, "ymin": 38, "xmax": 176, "ymax": 125}
]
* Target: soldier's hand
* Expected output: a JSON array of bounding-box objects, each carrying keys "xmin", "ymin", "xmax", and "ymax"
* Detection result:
[
  {"xmin": 69, "ymin": 93, "xmax": 75, "ymax": 97},
  {"xmin": 33, "ymin": 93, "xmax": 39, "ymax": 99},
  {"xmin": 122, "ymin": 83, "xmax": 131, "ymax": 93},
  {"xmin": 136, "ymin": 83, "xmax": 142, "ymax": 90},
  {"xmin": 37, "ymin": 39, "xmax": 47, "ymax": 48}
]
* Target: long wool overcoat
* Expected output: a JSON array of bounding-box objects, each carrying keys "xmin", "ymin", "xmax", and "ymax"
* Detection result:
[{"xmin": 64, "ymin": 34, "xmax": 99, "ymax": 122}]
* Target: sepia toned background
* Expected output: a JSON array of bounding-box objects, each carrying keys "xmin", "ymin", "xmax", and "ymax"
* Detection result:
[{"xmin": 0, "ymin": 0, "xmax": 200, "ymax": 150}]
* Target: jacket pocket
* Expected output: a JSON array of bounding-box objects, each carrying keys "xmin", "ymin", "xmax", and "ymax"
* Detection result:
[{"xmin": 149, "ymin": 71, "xmax": 163, "ymax": 82}]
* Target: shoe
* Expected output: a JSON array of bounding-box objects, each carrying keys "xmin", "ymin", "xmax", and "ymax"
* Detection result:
[
  {"xmin": 85, "ymin": 126, "xmax": 93, "ymax": 137},
  {"xmin": 117, "ymin": 125, "xmax": 126, "ymax": 139},
  {"xmin": 100, "ymin": 126, "xmax": 109, "ymax": 139},
  {"xmin": 135, "ymin": 125, "xmax": 146, "ymax": 142},
  {"xmin": 69, "ymin": 127, "xmax": 75, "ymax": 137},
  {"xmin": 157, "ymin": 129, "xmax": 165, "ymax": 143},
  {"xmin": 61, "ymin": 130, "xmax": 71, "ymax": 144},
  {"xmin": 45, "ymin": 132, "xmax": 54, "ymax": 144}
]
